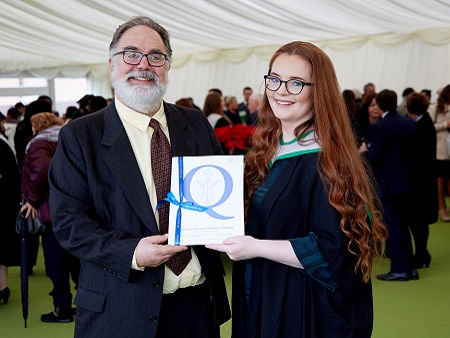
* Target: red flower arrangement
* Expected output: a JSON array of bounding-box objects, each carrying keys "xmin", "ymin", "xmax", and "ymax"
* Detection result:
[{"xmin": 214, "ymin": 124, "xmax": 256, "ymax": 155}]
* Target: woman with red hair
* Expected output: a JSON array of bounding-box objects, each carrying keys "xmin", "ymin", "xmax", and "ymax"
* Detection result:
[{"xmin": 207, "ymin": 41, "xmax": 387, "ymax": 337}]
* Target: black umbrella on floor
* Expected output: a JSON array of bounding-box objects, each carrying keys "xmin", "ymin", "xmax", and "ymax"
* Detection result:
[
  {"xmin": 15, "ymin": 205, "xmax": 46, "ymax": 328},
  {"xmin": 16, "ymin": 212, "xmax": 29, "ymax": 328}
]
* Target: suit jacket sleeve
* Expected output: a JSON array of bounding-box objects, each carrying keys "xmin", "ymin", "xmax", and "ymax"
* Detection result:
[
  {"xmin": 49, "ymin": 120, "xmax": 140, "ymax": 282},
  {"xmin": 367, "ymin": 121, "xmax": 384, "ymax": 170}
]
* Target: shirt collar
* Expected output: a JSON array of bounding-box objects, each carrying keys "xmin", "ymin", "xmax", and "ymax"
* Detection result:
[
  {"xmin": 414, "ymin": 114, "xmax": 423, "ymax": 122},
  {"xmin": 115, "ymin": 98, "xmax": 167, "ymax": 131}
]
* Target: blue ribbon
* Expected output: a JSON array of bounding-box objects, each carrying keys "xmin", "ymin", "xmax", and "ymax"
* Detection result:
[
  {"xmin": 162, "ymin": 157, "xmax": 208, "ymax": 245},
  {"xmin": 164, "ymin": 192, "xmax": 208, "ymax": 213}
]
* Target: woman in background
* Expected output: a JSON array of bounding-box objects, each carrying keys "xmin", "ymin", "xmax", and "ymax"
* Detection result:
[
  {"xmin": 356, "ymin": 92, "xmax": 379, "ymax": 145},
  {"xmin": 14, "ymin": 99, "xmax": 53, "ymax": 274},
  {"xmin": 223, "ymin": 95, "xmax": 242, "ymax": 125},
  {"xmin": 203, "ymin": 92, "xmax": 232, "ymax": 128},
  {"xmin": 428, "ymin": 84, "xmax": 450, "ymax": 222},
  {"xmin": 21, "ymin": 112, "xmax": 80, "ymax": 323}
]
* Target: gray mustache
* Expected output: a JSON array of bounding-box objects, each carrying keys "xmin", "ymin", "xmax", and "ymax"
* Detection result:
[{"xmin": 126, "ymin": 71, "xmax": 158, "ymax": 81}]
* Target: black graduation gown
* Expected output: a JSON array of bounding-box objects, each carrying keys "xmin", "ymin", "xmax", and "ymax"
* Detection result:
[{"xmin": 232, "ymin": 153, "xmax": 373, "ymax": 338}]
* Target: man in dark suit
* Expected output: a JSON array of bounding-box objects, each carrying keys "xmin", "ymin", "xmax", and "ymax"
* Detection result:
[
  {"xmin": 362, "ymin": 89, "xmax": 418, "ymax": 281},
  {"xmin": 49, "ymin": 16, "xmax": 230, "ymax": 338},
  {"xmin": 237, "ymin": 86, "xmax": 252, "ymax": 124},
  {"xmin": 406, "ymin": 92, "xmax": 438, "ymax": 268},
  {"xmin": 245, "ymin": 93, "xmax": 262, "ymax": 126}
]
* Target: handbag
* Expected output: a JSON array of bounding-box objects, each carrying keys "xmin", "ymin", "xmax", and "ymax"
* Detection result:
[{"xmin": 15, "ymin": 210, "xmax": 46, "ymax": 236}]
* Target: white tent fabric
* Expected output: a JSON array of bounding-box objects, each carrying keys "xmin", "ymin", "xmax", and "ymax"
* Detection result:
[{"xmin": 1, "ymin": 0, "xmax": 450, "ymax": 105}]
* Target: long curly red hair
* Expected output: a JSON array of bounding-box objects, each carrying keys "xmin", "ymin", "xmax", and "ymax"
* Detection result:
[{"xmin": 244, "ymin": 41, "xmax": 387, "ymax": 282}]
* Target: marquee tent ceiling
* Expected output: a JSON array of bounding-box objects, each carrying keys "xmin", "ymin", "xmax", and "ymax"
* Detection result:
[
  {"xmin": 1, "ymin": 0, "xmax": 450, "ymax": 106},
  {"xmin": 2, "ymin": 0, "xmax": 450, "ymax": 74}
]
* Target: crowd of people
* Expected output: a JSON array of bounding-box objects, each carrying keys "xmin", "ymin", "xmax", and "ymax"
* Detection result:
[
  {"xmin": 342, "ymin": 83, "xmax": 448, "ymax": 281},
  {"xmin": 0, "ymin": 93, "xmax": 110, "ymax": 322},
  {"xmin": 175, "ymin": 87, "xmax": 260, "ymax": 130},
  {"xmin": 0, "ymin": 14, "xmax": 449, "ymax": 338}
]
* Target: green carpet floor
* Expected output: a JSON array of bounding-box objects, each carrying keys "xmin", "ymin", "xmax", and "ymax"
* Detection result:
[{"xmin": 1, "ymin": 220, "xmax": 449, "ymax": 337}]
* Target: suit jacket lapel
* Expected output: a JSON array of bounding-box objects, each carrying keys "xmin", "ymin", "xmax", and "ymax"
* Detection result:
[{"xmin": 101, "ymin": 103, "xmax": 158, "ymax": 234}]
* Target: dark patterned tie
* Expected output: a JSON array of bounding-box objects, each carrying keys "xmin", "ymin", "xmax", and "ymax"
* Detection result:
[{"xmin": 150, "ymin": 118, "xmax": 191, "ymax": 275}]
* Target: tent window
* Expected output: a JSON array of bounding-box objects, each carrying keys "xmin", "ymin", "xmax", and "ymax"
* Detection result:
[{"xmin": 0, "ymin": 77, "xmax": 87, "ymax": 117}]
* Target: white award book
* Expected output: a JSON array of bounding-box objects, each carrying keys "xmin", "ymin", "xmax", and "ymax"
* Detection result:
[{"xmin": 166, "ymin": 155, "xmax": 245, "ymax": 245}]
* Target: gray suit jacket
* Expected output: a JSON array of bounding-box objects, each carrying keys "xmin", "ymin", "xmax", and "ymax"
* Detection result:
[{"xmin": 49, "ymin": 101, "xmax": 231, "ymax": 337}]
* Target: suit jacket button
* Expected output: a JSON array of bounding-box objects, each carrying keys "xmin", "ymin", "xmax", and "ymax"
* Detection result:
[
  {"xmin": 152, "ymin": 281, "xmax": 160, "ymax": 288},
  {"xmin": 149, "ymin": 315, "xmax": 158, "ymax": 323}
]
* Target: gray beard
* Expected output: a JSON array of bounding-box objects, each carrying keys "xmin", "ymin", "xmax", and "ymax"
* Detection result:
[{"xmin": 110, "ymin": 66, "xmax": 168, "ymax": 115}]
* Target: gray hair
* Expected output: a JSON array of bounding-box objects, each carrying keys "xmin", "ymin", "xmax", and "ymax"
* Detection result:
[
  {"xmin": 249, "ymin": 93, "xmax": 263, "ymax": 103},
  {"xmin": 109, "ymin": 16, "xmax": 172, "ymax": 61}
]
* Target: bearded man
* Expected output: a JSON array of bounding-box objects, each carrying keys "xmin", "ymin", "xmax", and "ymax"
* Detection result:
[{"xmin": 49, "ymin": 16, "xmax": 230, "ymax": 338}]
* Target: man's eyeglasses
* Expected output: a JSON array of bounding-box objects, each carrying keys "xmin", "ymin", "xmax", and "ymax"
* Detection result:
[
  {"xmin": 264, "ymin": 75, "xmax": 313, "ymax": 95},
  {"xmin": 113, "ymin": 50, "xmax": 168, "ymax": 67}
]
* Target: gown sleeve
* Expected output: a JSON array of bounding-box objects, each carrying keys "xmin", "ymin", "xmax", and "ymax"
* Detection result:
[{"xmin": 289, "ymin": 232, "xmax": 338, "ymax": 292}]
